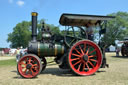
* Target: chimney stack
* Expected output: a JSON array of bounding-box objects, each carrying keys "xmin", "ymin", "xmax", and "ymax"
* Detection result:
[{"xmin": 31, "ymin": 12, "xmax": 38, "ymax": 42}]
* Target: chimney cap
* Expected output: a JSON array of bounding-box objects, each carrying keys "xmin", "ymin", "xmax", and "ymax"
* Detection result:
[{"xmin": 31, "ymin": 12, "xmax": 38, "ymax": 16}]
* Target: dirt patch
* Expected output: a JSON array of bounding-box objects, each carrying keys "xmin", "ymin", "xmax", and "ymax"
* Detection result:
[{"xmin": 0, "ymin": 57, "xmax": 15, "ymax": 61}]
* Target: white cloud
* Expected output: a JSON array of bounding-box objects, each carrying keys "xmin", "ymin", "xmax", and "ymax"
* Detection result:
[
  {"xmin": 9, "ymin": 0, "xmax": 13, "ymax": 3},
  {"xmin": 16, "ymin": 0, "xmax": 25, "ymax": 6}
]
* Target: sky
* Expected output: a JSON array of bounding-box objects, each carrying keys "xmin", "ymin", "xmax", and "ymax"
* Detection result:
[{"xmin": 0, "ymin": 0, "xmax": 128, "ymax": 48}]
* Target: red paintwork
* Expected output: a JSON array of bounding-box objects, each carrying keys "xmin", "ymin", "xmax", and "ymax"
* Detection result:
[
  {"xmin": 68, "ymin": 40, "xmax": 102, "ymax": 75},
  {"xmin": 18, "ymin": 54, "xmax": 41, "ymax": 78}
]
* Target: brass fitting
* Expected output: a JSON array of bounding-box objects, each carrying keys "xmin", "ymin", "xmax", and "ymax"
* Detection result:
[{"xmin": 31, "ymin": 12, "xmax": 38, "ymax": 16}]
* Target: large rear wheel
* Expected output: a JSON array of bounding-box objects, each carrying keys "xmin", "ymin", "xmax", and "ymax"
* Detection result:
[
  {"xmin": 17, "ymin": 54, "xmax": 42, "ymax": 78},
  {"xmin": 68, "ymin": 40, "xmax": 102, "ymax": 76}
]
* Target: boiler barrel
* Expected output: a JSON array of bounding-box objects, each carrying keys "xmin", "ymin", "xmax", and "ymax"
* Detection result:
[{"xmin": 28, "ymin": 42, "xmax": 64, "ymax": 57}]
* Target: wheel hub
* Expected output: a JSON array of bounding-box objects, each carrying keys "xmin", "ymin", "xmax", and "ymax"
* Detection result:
[
  {"xmin": 26, "ymin": 64, "xmax": 32, "ymax": 69},
  {"xmin": 83, "ymin": 54, "xmax": 88, "ymax": 62}
]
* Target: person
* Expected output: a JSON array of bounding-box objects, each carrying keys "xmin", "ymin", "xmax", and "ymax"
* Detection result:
[
  {"xmin": 14, "ymin": 47, "xmax": 21, "ymax": 62},
  {"xmin": 85, "ymin": 23, "xmax": 95, "ymax": 41},
  {"xmin": 1, "ymin": 49, "xmax": 4, "ymax": 56},
  {"xmin": 116, "ymin": 46, "xmax": 120, "ymax": 56},
  {"xmin": 20, "ymin": 48, "xmax": 27, "ymax": 57}
]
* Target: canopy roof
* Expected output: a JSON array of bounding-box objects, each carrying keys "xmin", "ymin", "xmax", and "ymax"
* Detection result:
[{"xmin": 59, "ymin": 13, "xmax": 115, "ymax": 26}]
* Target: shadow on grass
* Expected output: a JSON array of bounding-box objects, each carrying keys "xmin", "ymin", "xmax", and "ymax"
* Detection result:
[
  {"xmin": 97, "ymin": 70, "xmax": 106, "ymax": 73},
  {"xmin": 40, "ymin": 67, "xmax": 96, "ymax": 77},
  {"xmin": 11, "ymin": 70, "xmax": 17, "ymax": 73},
  {"xmin": 12, "ymin": 67, "xmax": 97, "ymax": 79},
  {"xmin": 111, "ymin": 56, "xmax": 128, "ymax": 59},
  {"xmin": 13, "ymin": 76, "xmax": 38, "ymax": 79},
  {"xmin": 41, "ymin": 68, "xmax": 74, "ymax": 77}
]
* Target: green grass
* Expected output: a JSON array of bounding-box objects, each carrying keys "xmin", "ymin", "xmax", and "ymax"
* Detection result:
[
  {"xmin": 0, "ymin": 57, "xmax": 54, "ymax": 67},
  {"xmin": 0, "ymin": 59, "xmax": 16, "ymax": 66}
]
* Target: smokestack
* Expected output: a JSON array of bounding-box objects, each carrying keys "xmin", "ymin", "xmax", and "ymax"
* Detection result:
[{"xmin": 31, "ymin": 12, "xmax": 38, "ymax": 42}]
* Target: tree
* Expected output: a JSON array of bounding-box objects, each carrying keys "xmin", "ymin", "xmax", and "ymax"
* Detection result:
[
  {"xmin": 7, "ymin": 21, "xmax": 31, "ymax": 48},
  {"xmin": 100, "ymin": 11, "xmax": 128, "ymax": 55}
]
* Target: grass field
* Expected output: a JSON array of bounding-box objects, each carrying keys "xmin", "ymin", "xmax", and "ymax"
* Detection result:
[
  {"xmin": 0, "ymin": 59, "xmax": 16, "ymax": 66},
  {"xmin": 0, "ymin": 52, "xmax": 128, "ymax": 85}
]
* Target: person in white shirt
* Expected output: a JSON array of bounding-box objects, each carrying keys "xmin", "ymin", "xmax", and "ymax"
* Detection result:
[{"xmin": 14, "ymin": 47, "xmax": 21, "ymax": 62}]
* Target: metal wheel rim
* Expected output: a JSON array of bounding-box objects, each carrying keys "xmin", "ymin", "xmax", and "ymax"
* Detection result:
[
  {"xmin": 17, "ymin": 54, "xmax": 42, "ymax": 78},
  {"xmin": 68, "ymin": 40, "xmax": 102, "ymax": 75}
]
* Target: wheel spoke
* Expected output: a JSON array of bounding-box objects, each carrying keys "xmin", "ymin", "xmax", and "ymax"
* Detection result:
[
  {"xmin": 33, "ymin": 64, "xmax": 38, "ymax": 67},
  {"xmin": 83, "ymin": 43, "xmax": 86, "ymax": 52},
  {"xmin": 24, "ymin": 58, "xmax": 28, "ymax": 62},
  {"xmin": 71, "ymin": 58, "xmax": 80, "ymax": 61},
  {"xmin": 73, "ymin": 60, "xmax": 81, "ymax": 66},
  {"xmin": 34, "ymin": 67, "xmax": 39, "ymax": 72},
  {"xmin": 28, "ymin": 57, "xmax": 32, "ymax": 63},
  {"xmin": 88, "ymin": 49, "xmax": 96, "ymax": 55},
  {"xmin": 90, "ymin": 59, "xmax": 97, "ymax": 62},
  {"xmin": 82, "ymin": 62, "xmax": 86, "ymax": 71},
  {"xmin": 28, "ymin": 69, "xmax": 31, "ymax": 74},
  {"xmin": 72, "ymin": 53, "xmax": 81, "ymax": 57},
  {"xmin": 86, "ymin": 47, "xmax": 90, "ymax": 55},
  {"xmin": 88, "ymin": 61, "xmax": 94, "ymax": 68},
  {"xmin": 23, "ymin": 69, "xmax": 27, "ymax": 74},
  {"xmin": 30, "ymin": 69, "xmax": 35, "ymax": 76},
  {"xmin": 88, "ymin": 55, "xmax": 96, "ymax": 58},
  {"xmin": 74, "ymin": 47, "xmax": 81, "ymax": 55},
  {"xmin": 20, "ymin": 62, "xmax": 26, "ymax": 65},
  {"xmin": 77, "ymin": 63, "xmax": 82, "ymax": 71},
  {"xmin": 79, "ymin": 45, "xmax": 84, "ymax": 55},
  {"xmin": 86, "ymin": 63, "xmax": 90, "ymax": 71}
]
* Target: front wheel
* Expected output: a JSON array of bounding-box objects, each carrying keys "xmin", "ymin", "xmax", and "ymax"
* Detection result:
[
  {"xmin": 68, "ymin": 40, "xmax": 102, "ymax": 76},
  {"xmin": 17, "ymin": 54, "xmax": 42, "ymax": 78}
]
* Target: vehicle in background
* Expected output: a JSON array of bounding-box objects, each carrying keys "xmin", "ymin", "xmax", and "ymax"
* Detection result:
[
  {"xmin": 109, "ymin": 45, "xmax": 116, "ymax": 52},
  {"xmin": 119, "ymin": 37, "xmax": 128, "ymax": 56}
]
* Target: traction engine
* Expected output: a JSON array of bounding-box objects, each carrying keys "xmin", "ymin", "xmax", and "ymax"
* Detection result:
[
  {"xmin": 120, "ymin": 37, "xmax": 128, "ymax": 56},
  {"xmin": 17, "ymin": 12, "xmax": 114, "ymax": 78}
]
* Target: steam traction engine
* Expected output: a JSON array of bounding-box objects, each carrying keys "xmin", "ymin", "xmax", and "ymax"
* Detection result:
[
  {"xmin": 17, "ymin": 12, "xmax": 114, "ymax": 78},
  {"xmin": 120, "ymin": 37, "xmax": 128, "ymax": 56}
]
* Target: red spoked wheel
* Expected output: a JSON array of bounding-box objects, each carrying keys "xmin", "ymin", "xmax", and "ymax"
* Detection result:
[
  {"xmin": 17, "ymin": 54, "xmax": 42, "ymax": 78},
  {"xmin": 68, "ymin": 40, "xmax": 102, "ymax": 76}
]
